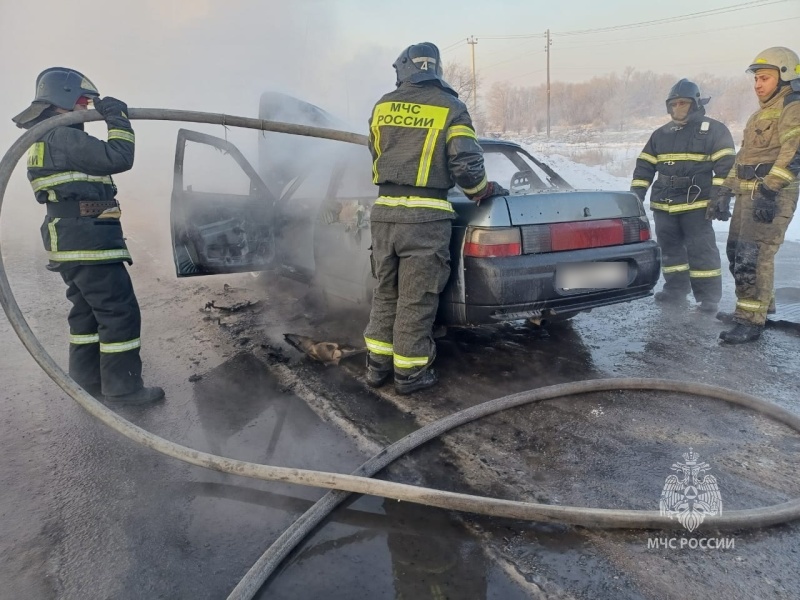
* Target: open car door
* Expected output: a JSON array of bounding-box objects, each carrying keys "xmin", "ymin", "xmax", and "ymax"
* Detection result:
[{"xmin": 171, "ymin": 129, "xmax": 277, "ymax": 277}]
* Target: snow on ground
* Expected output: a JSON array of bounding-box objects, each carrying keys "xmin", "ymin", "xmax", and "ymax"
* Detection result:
[{"xmin": 509, "ymin": 135, "xmax": 800, "ymax": 244}]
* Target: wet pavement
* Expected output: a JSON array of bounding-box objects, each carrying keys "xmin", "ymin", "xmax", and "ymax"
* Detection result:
[
  {"xmin": 0, "ymin": 225, "xmax": 534, "ymax": 598},
  {"xmin": 219, "ymin": 237, "xmax": 800, "ymax": 599},
  {"xmin": 2, "ymin": 208, "xmax": 800, "ymax": 598}
]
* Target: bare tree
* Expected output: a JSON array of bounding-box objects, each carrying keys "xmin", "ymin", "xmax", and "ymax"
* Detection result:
[
  {"xmin": 482, "ymin": 68, "xmax": 754, "ymax": 134},
  {"xmin": 486, "ymin": 81, "xmax": 512, "ymax": 132},
  {"xmin": 443, "ymin": 62, "xmax": 477, "ymax": 108}
]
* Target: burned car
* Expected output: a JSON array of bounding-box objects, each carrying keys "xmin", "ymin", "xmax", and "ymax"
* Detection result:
[{"xmin": 170, "ymin": 94, "xmax": 660, "ymax": 326}]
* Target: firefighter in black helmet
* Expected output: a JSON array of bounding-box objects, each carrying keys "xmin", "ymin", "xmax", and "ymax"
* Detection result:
[
  {"xmin": 363, "ymin": 42, "xmax": 507, "ymax": 395},
  {"xmin": 12, "ymin": 68, "xmax": 164, "ymax": 405},
  {"xmin": 630, "ymin": 78, "xmax": 736, "ymax": 313}
]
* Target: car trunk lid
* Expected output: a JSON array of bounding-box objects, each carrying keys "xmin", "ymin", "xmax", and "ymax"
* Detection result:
[
  {"xmin": 503, "ymin": 190, "xmax": 650, "ymax": 254},
  {"xmin": 505, "ymin": 190, "xmax": 643, "ymax": 225}
]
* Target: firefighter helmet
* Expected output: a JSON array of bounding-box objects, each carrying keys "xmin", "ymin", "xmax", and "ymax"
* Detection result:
[
  {"xmin": 747, "ymin": 47, "xmax": 800, "ymax": 82},
  {"xmin": 665, "ymin": 78, "xmax": 709, "ymax": 112},
  {"xmin": 393, "ymin": 42, "xmax": 446, "ymax": 86},
  {"xmin": 12, "ymin": 67, "xmax": 100, "ymax": 128}
]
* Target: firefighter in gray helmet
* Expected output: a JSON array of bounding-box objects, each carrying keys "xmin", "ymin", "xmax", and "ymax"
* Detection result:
[
  {"xmin": 363, "ymin": 42, "xmax": 508, "ymax": 395},
  {"xmin": 630, "ymin": 78, "xmax": 736, "ymax": 313},
  {"xmin": 713, "ymin": 47, "xmax": 800, "ymax": 343},
  {"xmin": 12, "ymin": 67, "xmax": 164, "ymax": 405}
]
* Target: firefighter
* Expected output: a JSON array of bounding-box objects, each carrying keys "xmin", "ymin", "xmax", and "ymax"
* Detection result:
[
  {"xmin": 630, "ymin": 79, "xmax": 736, "ymax": 313},
  {"xmin": 12, "ymin": 68, "xmax": 164, "ymax": 404},
  {"xmin": 712, "ymin": 47, "xmax": 800, "ymax": 344},
  {"xmin": 363, "ymin": 42, "xmax": 507, "ymax": 395}
]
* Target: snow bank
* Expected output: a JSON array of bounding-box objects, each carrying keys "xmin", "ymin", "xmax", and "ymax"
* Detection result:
[{"xmin": 515, "ymin": 138, "xmax": 800, "ymax": 244}]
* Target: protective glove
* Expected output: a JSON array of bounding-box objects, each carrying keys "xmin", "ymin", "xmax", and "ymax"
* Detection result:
[
  {"xmin": 752, "ymin": 184, "xmax": 778, "ymax": 224},
  {"xmin": 93, "ymin": 96, "xmax": 129, "ymax": 119},
  {"xmin": 705, "ymin": 187, "xmax": 732, "ymax": 221},
  {"xmin": 472, "ymin": 181, "xmax": 509, "ymax": 205}
]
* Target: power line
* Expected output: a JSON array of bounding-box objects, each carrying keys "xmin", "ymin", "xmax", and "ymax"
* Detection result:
[
  {"xmin": 469, "ymin": 0, "xmax": 789, "ymax": 41},
  {"xmin": 556, "ymin": 15, "xmax": 800, "ymax": 51},
  {"xmin": 514, "ymin": 67, "xmax": 548, "ymax": 79},
  {"xmin": 440, "ymin": 39, "xmax": 468, "ymax": 54},
  {"xmin": 475, "ymin": 34, "xmax": 544, "ymax": 40},
  {"xmin": 483, "ymin": 48, "xmax": 545, "ymax": 71},
  {"xmin": 478, "ymin": 37, "xmax": 541, "ymax": 62},
  {"xmin": 453, "ymin": 0, "xmax": 794, "ymax": 125},
  {"xmin": 555, "ymin": 0, "xmax": 789, "ymax": 36},
  {"xmin": 473, "ymin": 12, "xmax": 797, "ymax": 82}
]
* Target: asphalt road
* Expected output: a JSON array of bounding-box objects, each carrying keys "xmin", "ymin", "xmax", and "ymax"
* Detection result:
[
  {"xmin": 2, "ymin": 212, "xmax": 799, "ymax": 599},
  {"xmin": 0, "ymin": 222, "xmax": 534, "ymax": 598}
]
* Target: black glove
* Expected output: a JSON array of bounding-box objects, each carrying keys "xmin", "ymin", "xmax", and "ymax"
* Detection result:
[
  {"xmin": 93, "ymin": 96, "xmax": 129, "ymax": 119},
  {"xmin": 706, "ymin": 187, "xmax": 732, "ymax": 221},
  {"xmin": 753, "ymin": 185, "xmax": 778, "ymax": 224},
  {"xmin": 472, "ymin": 181, "xmax": 509, "ymax": 205}
]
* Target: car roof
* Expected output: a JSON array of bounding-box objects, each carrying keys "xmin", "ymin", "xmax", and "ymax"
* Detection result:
[{"xmin": 477, "ymin": 138, "xmax": 524, "ymax": 150}]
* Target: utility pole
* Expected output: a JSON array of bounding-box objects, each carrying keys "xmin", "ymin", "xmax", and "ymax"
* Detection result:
[
  {"xmin": 545, "ymin": 29, "xmax": 551, "ymax": 138},
  {"xmin": 467, "ymin": 36, "xmax": 478, "ymax": 114}
]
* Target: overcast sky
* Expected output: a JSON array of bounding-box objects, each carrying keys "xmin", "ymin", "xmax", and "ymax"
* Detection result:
[
  {"xmin": 0, "ymin": 0, "xmax": 797, "ymax": 213},
  {"xmin": 1, "ymin": 0, "xmax": 797, "ymax": 130}
]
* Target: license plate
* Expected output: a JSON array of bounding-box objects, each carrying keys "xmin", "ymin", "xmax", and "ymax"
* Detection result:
[{"xmin": 556, "ymin": 262, "xmax": 627, "ymax": 290}]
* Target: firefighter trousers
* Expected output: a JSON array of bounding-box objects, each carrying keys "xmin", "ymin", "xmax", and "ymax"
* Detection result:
[
  {"xmin": 653, "ymin": 208, "xmax": 722, "ymax": 303},
  {"xmin": 726, "ymin": 186, "xmax": 799, "ymax": 326},
  {"xmin": 364, "ymin": 220, "xmax": 451, "ymax": 377},
  {"xmin": 59, "ymin": 263, "xmax": 144, "ymax": 396}
]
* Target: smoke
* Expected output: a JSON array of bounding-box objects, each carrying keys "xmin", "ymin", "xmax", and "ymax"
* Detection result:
[{"xmin": 0, "ymin": 0, "xmax": 399, "ymax": 262}]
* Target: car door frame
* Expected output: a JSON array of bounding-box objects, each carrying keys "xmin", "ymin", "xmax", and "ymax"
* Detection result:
[{"xmin": 171, "ymin": 128, "xmax": 279, "ymax": 277}]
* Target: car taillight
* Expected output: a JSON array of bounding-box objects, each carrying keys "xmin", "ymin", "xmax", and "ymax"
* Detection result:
[
  {"xmin": 464, "ymin": 227, "xmax": 522, "ymax": 257},
  {"xmin": 522, "ymin": 217, "xmax": 651, "ymax": 253},
  {"xmin": 550, "ymin": 219, "xmax": 624, "ymax": 251},
  {"xmin": 622, "ymin": 216, "xmax": 651, "ymax": 242}
]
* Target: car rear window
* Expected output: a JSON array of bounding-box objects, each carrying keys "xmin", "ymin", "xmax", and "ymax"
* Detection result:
[{"xmin": 483, "ymin": 147, "xmax": 556, "ymax": 194}]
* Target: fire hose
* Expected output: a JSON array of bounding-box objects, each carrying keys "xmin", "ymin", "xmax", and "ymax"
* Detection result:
[{"xmin": 2, "ymin": 109, "xmax": 800, "ymax": 600}]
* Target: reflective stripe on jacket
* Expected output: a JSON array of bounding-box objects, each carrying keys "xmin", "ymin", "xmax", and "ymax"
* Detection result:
[
  {"xmin": 722, "ymin": 85, "xmax": 800, "ymax": 195},
  {"xmin": 630, "ymin": 110, "xmax": 735, "ymax": 213},
  {"xmin": 26, "ymin": 114, "xmax": 135, "ymax": 270},
  {"xmin": 369, "ymin": 81, "xmax": 487, "ymax": 223}
]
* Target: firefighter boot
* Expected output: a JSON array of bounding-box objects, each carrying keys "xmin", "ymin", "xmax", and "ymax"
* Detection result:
[
  {"xmin": 719, "ymin": 323, "xmax": 763, "ymax": 344},
  {"xmin": 716, "ymin": 311, "xmax": 734, "ymax": 324},
  {"xmin": 105, "ymin": 386, "xmax": 165, "ymax": 406},
  {"xmin": 365, "ymin": 354, "xmax": 392, "ymax": 388},
  {"xmin": 395, "ymin": 369, "xmax": 438, "ymax": 396},
  {"xmin": 654, "ymin": 291, "xmax": 688, "ymax": 306},
  {"xmin": 698, "ymin": 301, "xmax": 718, "ymax": 314},
  {"xmin": 78, "ymin": 382, "xmax": 104, "ymax": 400}
]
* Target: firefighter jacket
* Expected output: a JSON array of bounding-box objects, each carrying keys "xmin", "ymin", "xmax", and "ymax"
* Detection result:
[
  {"xmin": 26, "ymin": 111, "xmax": 135, "ymax": 271},
  {"xmin": 721, "ymin": 85, "xmax": 800, "ymax": 196},
  {"xmin": 368, "ymin": 81, "xmax": 488, "ymax": 224},
  {"xmin": 630, "ymin": 109, "xmax": 735, "ymax": 214}
]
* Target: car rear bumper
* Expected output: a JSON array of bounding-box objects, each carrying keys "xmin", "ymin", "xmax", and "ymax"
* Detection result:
[{"xmin": 440, "ymin": 241, "xmax": 661, "ymax": 326}]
